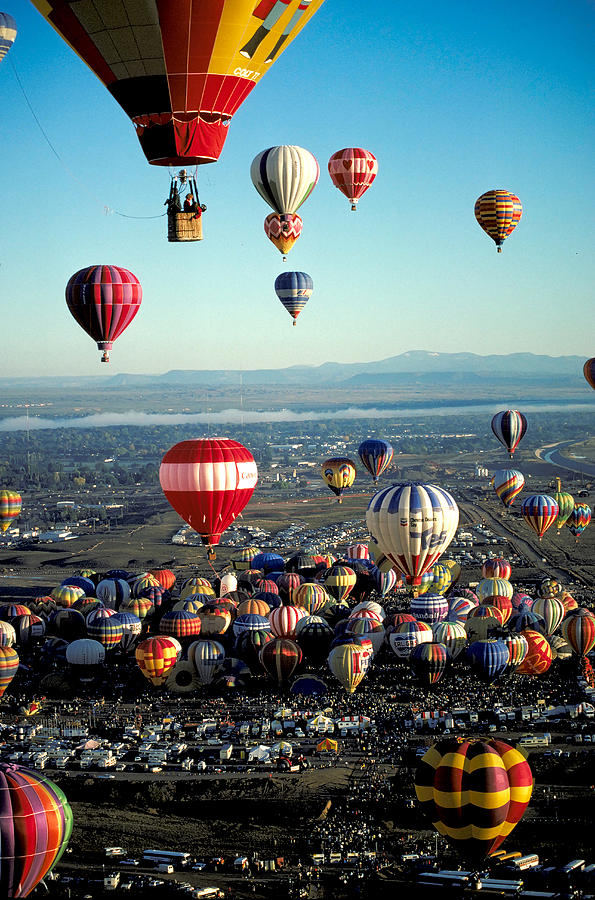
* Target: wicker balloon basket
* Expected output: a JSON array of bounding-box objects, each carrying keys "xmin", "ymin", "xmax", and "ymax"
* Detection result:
[{"xmin": 168, "ymin": 211, "xmax": 203, "ymax": 242}]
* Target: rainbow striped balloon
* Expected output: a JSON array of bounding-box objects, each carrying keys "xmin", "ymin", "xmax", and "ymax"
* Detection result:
[
  {"xmin": 0, "ymin": 490, "xmax": 22, "ymax": 534},
  {"xmin": 0, "ymin": 762, "xmax": 73, "ymax": 898},
  {"xmin": 521, "ymin": 494, "xmax": 559, "ymax": 540},
  {"xmin": 493, "ymin": 469, "xmax": 524, "ymax": 508},
  {"xmin": 567, "ymin": 503, "xmax": 591, "ymax": 539},
  {"xmin": 475, "ymin": 190, "xmax": 523, "ymax": 252}
]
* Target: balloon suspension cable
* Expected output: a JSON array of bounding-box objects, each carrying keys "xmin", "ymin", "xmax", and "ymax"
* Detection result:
[{"xmin": 9, "ymin": 56, "xmax": 166, "ymax": 220}]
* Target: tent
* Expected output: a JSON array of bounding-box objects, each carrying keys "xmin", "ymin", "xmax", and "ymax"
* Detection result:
[{"xmin": 317, "ymin": 738, "xmax": 338, "ymax": 753}]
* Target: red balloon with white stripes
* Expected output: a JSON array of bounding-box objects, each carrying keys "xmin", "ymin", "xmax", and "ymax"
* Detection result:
[
  {"xmin": 65, "ymin": 265, "xmax": 142, "ymax": 362},
  {"xmin": 159, "ymin": 438, "xmax": 258, "ymax": 560},
  {"xmin": 328, "ymin": 148, "xmax": 378, "ymax": 211}
]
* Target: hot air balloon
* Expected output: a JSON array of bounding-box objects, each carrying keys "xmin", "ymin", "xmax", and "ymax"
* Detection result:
[
  {"xmin": 366, "ymin": 482, "xmax": 459, "ymax": 586},
  {"xmin": 189, "ymin": 639, "xmax": 225, "ymax": 685},
  {"xmin": 260, "ymin": 637, "xmax": 302, "ymax": 684},
  {"xmin": 516, "ymin": 629, "xmax": 553, "ymax": 675},
  {"xmin": 531, "ymin": 597, "xmax": 565, "ymax": 636},
  {"xmin": 327, "ymin": 643, "xmax": 367, "ymax": 693},
  {"xmin": 0, "ymin": 761, "xmax": 73, "ymax": 899},
  {"xmin": 96, "ymin": 578, "xmax": 130, "ymax": 609},
  {"xmin": 410, "ymin": 641, "xmax": 449, "ymax": 686},
  {"xmin": 475, "ymin": 190, "xmax": 522, "ymax": 252},
  {"xmin": 251, "ymin": 145, "xmax": 319, "ymax": 214},
  {"xmin": 503, "ymin": 633, "xmax": 529, "ymax": 670},
  {"xmin": 373, "ymin": 566, "xmax": 398, "ymax": 598},
  {"xmin": 584, "ymin": 358, "xmax": 595, "ymax": 390},
  {"xmin": 264, "ymin": 213, "xmax": 303, "ymax": 259},
  {"xmin": 467, "ymin": 639, "xmax": 510, "ymax": 681},
  {"xmin": 159, "ymin": 609, "xmax": 202, "ymax": 641},
  {"xmin": 562, "ymin": 609, "xmax": 595, "ymax": 657},
  {"xmin": 328, "ymin": 148, "xmax": 378, "ymax": 211},
  {"xmin": 482, "ymin": 558, "xmax": 512, "ymax": 581},
  {"xmin": 357, "ymin": 439, "xmax": 394, "ymax": 483},
  {"xmin": 0, "ymin": 12, "xmax": 16, "ymax": 64},
  {"xmin": 415, "ymin": 738, "xmax": 533, "ymax": 858},
  {"xmin": 493, "ymin": 469, "xmax": 525, "ymax": 508},
  {"xmin": 0, "ymin": 645, "xmax": 19, "ymax": 699},
  {"xmin": 269, "ymin": 605, "xmax": 307, "ymax": 639},
  {"xmin": 491, "ymin": 411, "xmax": 527, "ymax": 458},
  {"xmin": 148, "ymin": 568, "xmax": 176, "ymax": 591},
  {"xmin": 324, "ymin": 566, "xmax": 357, "ymax": 604},
  {"xmin": 159, "ymin": 438, "xmax": 258, "ymax": 559},
  {"xmin": 410, "ymin": 594, "xmax": 449, "ymax": 624},
  {"xmin": 321, "ymin": 457, "xmax": 356, "ymax": 503},
  {"xmin": 32, "ymin": 4, "xmax": 324, "ymax": 167},
  {"xmin": 521, "ymin": 494, "xmax": 559, "ymax": 540},
  {"xmin": 293, "ymin": 583, "xmax": 328, "ymax": 615},
  {"xmin": 389, "ymin": 620, "xmax": 433, "ymax": 659},
  {"xmin": 273, "ymin": 271, "xmax": 313, "ymax": 325},
  {"xmin": 231, "ymin": 547, "xmax": 260, "ymax": 571},
  {"xmin": 135, "ymin": 636, "xmax": 179, "ymax": 685},
  {"xmin": 252, "ymin": 552, "xmax": 284, "ymax": 573},
  {"xmin": 567, "ymin": 503, "xmax": 592, "ymax": 539},
  {"xmin": 432, "ymin": 621, "xmax": 467, "ymax": 660},
  {"xmin": 0, "ymin": 489, "xmax": 22, "ymax": 533},
  {"xmin": 447, "ymin": 596, "xmax": 478, "ymax": 624},
  {"xmin": 51, "ymin": 584, "xmax": 85, "ymax": 609},
  {"xmin": 550, "ymin": 478, "xmax": 575, "ymax": 531},
  {"xmin": 65, "ymin": 265, "xmax": 142, "ymax": 362}
]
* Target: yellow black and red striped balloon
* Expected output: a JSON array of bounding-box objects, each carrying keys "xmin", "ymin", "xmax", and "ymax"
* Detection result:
[
  {"xmin": 414, "ymin": 738, "xmax": 533, "ymax": 858},
  {"xmin": 475, "ymin": 190, "xmax": 522, "ymax": 252}
]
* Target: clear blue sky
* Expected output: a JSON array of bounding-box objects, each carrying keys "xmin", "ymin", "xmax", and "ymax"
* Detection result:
[{"xmin": 1, "ymin": 0, "xmax": 594, "ymax": 377}]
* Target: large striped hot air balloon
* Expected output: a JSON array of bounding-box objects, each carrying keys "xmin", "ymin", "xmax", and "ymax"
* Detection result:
[
  {"xmin": 65, "ymin": 266, "xmax": 142, "ymax": 362},
  {"xmin": 269, "ymin": 605, "xmax": 307, "ymax": 639},
  {"xmin": 562, "ymin": 609, "xmax": 595, "ymax": 657},
  {"xmin": 32, "ymin": 4, "xmax": 324, "ymax": 167},
  {"xmin": 0, "ymin": 489, "xmax": 21, "ymax": 533},
  {"xmin": 366, "ymin": 482, "xmax": 459, "ymax": 586},
  {"xmin": 492, "ymin": 469, "xmax": 525, "ymax": 508},
  {"xmin": 327, "ymin": 643, "xmax": 367, "ymax": 693},
  {"xmin": 475, "ymin": 190, "xmax": 523, "ymax": 252},
  {"xmin": 293, "ymin": 583, "xmax": 328, "ymax": 615},
  {"xmin": 521, "ymin": 495, "xmax": 559, "ymax": 540},
  {"xmin": 324, "ymin": 566, "xmax": 357, "ymax": 604},
  {"xmin": 389, "ymin": 620, "xmax": 433, "ymax": 659},
  {"xmin": 567, "ymin": 503, "xmax": 592, "ymax": 539},
  {"xmin": 264, "ymin": 213, "xmax": 303, "ymax": 260},
  {"xmin": 410, "ymin": 594, "xmax": 449, "ymax": 624},
  {"xmin": 159, "ymin": 438, "xmax": 258, "ymax": 559},
  {"xmin": 415, "ymin": 739, "xmax": 533, "ymax": 857},
  {"xmin": 274, "ymin": 271, "xmax": 313, "ymax": 325},
  {"xmin": 251, "ymin": 145, "xmax": 319, "ymax": 214},
  {"xmin": 135, "ymin": 636, "xmax": 179, "ymax": 685},
  {"xmin": 321, "ymin": 457, "xmax": 356, "ymax": 503},
  {"xmin": 0, "ymin": 762, "xmax": 73, "ymax": 898},
  {"xmin": 328, "ymin": 148, "xmax": 378, "ymax": 211},
  {"xmin": 531, "ymin": 597, "xmax": 565, "ymax": 636},
  {"xmin": 188, "ymin": 639, "xmax": 225, "ymax": 684},
  {"xmin": 357, "ymin": 439, "xmax": 394, "ymax": 483},
  {"xmin": 432, "ymin": 621, "xmax": 467, "ymax": 660},
  {"xmin": 491, "ymin": 411, "xmax": 527, "ymax": 458}
]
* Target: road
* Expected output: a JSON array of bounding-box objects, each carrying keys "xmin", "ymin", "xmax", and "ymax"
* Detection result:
[{"xmin": 537, "ymin": 440, "xmax": 595, "ymax": 480}]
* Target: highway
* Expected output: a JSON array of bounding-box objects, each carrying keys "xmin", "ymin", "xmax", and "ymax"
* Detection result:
[{"xmin": 538, "ymin": 440, "xmax": 595, "ymax": 480}]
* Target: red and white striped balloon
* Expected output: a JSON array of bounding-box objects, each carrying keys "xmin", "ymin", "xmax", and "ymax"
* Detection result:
[{"xmin": 159, "ymin": 438, "xmax": 258, "ymax": 558}]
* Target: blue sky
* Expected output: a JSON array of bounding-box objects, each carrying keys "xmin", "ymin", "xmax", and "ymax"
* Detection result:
[{"xmin": 1, "ymin": 0, "xmax": 594, "ymax": 377}]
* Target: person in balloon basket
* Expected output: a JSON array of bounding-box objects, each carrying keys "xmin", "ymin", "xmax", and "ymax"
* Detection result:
[
  {"xmin": 183, "ymin": 193, "xmax": 207, "ymax": 219},
  {"xmin": 241, "ymin": 0, "xmax": 313, "ymax": 63}
]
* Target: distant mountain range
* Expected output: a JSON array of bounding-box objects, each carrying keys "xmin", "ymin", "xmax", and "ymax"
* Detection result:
[{"xmin": 0, "ymin": 351, "xmax": 587, "ymax": 390}]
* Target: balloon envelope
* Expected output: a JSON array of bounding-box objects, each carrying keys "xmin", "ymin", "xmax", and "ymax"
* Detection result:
[
  {"xmin": 415, "ymin": 738, "xmax": 533, "ymax": 857},
  {"xmin": 0, "ymin": 12, "xmax": 16, "ymax": 63},
  {"xmin": 328, "ymin": 148, "xmax": 378, "ymax": 210},
  {"xmin": 31, "ymin": 3, "xmax": 325, "ymax": 166},
  {"xmin": 65, "ymin": 265, "xmax": 142, "ymax": 362},
  {"xmin": 358, "ymin": 439, "xmax": 393, "ymax": 482},
  {"xmin": 159, "ymin": 438, "xmax": 258, "ymax": 553},
  {"xmin": 475, "ymin": 190, "xmax": 522, "ymax": 251},
  {"xmin": 251, "ymin": 145, "xmax": 319, "ymax": 213},
  {"xmin": 491, "ymin": 410, "xmax": 527, "ymax": 458}
]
